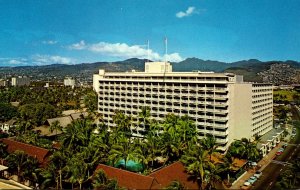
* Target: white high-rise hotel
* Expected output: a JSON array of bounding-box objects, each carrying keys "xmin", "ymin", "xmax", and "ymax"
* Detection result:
[{"xmin": 93, "ymin": 61, "xmax": 273, "ymax": 151}]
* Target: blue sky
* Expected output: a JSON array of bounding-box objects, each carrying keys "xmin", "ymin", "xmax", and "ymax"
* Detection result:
[{"xmin": 1, "ymin": 0, "xmax": 300, "ymax": 66}]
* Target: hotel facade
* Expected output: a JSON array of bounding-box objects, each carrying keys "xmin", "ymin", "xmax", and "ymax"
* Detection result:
[{"xmin": 93, "ymin": 62, "xmax": 273, "ymax": 150}]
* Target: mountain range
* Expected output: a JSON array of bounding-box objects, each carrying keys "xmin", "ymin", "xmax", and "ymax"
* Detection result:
[{"xmin": 0, "ymin": 58, "xmax": 300, "ymax": 82}]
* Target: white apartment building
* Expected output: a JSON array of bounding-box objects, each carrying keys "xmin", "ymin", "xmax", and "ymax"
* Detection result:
[
  {"xmin": 64, "ymin": 77, "xmax": 76, "ymax": 87},
  {"xmin": 11, "ymin": 76, "xmax": 30, "ymax": 86},
  {"xmin": 93, "ymin": 62, "xmax": 273, "ymax": 150}
]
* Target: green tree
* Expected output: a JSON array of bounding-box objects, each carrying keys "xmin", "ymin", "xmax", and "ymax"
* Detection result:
[
  {"xmin": 201, "ymin": 134, "xmax": 219, "ymax": 161},
  {"xmin": 112, "ymin": 110, "xmax": 132, "ymax": 135},
  {"xmin": 92, "ymin": 169, "xmax": 120, "ymax": 190},
  {"xmin": 0, "ymin": 142, "xmax": 8, "ymax": 164},
  {"xmin": 108, "ymin": 135, "xmax": 145, "ymax": 171},
  {"xmin": 84, "ymin": 91, "xmax": 98, "ymax": 114},
  {"xmin": 50, "ymin": 120, "xmax": 63, "ymax": 136},
  {"xmin": 181, "ymin": 144, "xmax": 213, "ymax": 189},
  {"xmin": 5, "ymin": 150, "xmax": 28, "ymax": 182},
  {"xmin": 0, "ymin": 102, "xmax": 18, "ymax": 122},
  {"xmin": 138, "ymin": 106, "xmax": 151, "ymax": 131},
  {"xmin": 164, "ymin": 180, "xmax": 186, "ymax": 190},
  {"xmin": 66, "ymin": 156, "xmax": 89, "ymax": 190}
]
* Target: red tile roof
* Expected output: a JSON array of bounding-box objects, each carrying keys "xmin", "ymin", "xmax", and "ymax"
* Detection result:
[
  {"xmin": 95, "ymin": 164, "xmax": 159, "ymax": 189},
  {"xmin": 95, "ymin": 162, "xmax": 200, "ymax": 189},
  {"xmin": 1, "ymin": 138, "xmax": 50, "ymax": 165},
  {"xmin": 149, "ymin": 161, "xmax": 200, "ymax": 189}
]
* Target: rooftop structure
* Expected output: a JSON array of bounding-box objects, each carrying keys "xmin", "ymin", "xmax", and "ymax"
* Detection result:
[
  {"xmin": 95, "ymin": 161, "xmax": 200, "ymax": 189},
  {"xmin": 1, "ymin": 138, "xmax": 50, "ymax": 166},
  {"xmin": 93, "ymin": 61, "xmax": 273, "ymax": 150}
]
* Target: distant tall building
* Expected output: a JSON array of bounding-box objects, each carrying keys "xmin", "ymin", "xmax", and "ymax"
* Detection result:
[
  {"xmin": 11, "ymin": 76, "xmax": 30, "ymax": 86},
  {"xmin": 64, "ymin": 77, "xmax": 76, "ymax": 87},
  {"xmin": 93, "ymin": 61, "xmax": 273, "ymax": 151},
  {"xmin": 0, "ymin": 79, "xmax": 8, "ymax": 87}
]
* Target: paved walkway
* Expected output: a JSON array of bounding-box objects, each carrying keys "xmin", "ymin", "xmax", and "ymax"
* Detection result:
[{"xmin": 230, "ymin": 142, "xmax": 283, "ymax": 189}]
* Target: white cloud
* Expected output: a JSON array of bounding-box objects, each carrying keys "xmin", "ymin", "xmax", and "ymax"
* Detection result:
[
  {"xmin": 0, "ymin": 58, "xmax": 28, "ymax": 65},
  {"xmin": 32, "ymin": 54, "xmax": 75, "ymax": 65},
  {"xmin": 68, "ymin": 41, "xmax": 183, "ymax": 62},
  {"xmin": 42, "ymin": 40, "xmax": 58, "ymax": 45},
  {"xmin": 163, "ymin": 53, "xmax": 183, "ymax": 62},
  {"xmin": 9, "ymin": 59, "xmax": 23, "ymax": 64},
  {"xmin": 68, "ymin": 40, "xmax": 86, "ymax": 50},
  {"xmin": 176, "ymin": 6, "xmax": 196, "ymax": 18}
]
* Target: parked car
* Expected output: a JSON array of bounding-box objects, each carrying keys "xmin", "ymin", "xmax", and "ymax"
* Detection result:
[
  {"xmin": 247, "ymin": 176, "xmax": 258, "ymax": 184},
  {"xmin": 254, "ymin": 171, "xmax": 262, "ymax": 179},
  {"xmin": 241, "ymin": 184, "xmax": 251, "ymax": 190},
  {"xmin": 276, "ymin": 151, "xmax": 283, "ymax": 156},
  {"xmin": 243, "ymin": 181, "xmax": 251, "ymax": 186},
  {"xmin": 248, "ymin": 161, "xmax": 258, "ymax": 167},
  {"xmin": 282, "ymin": 143, "xmax": 288, "ymax": 148},
  {"xmin": 279, "ymin": 147, "xmax": 285, "ymax": 152}
]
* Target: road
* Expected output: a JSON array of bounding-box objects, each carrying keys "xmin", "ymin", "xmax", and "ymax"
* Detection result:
[{"xmin": 252, "ymin": 105, "xmax": 300, "ymax": 190}]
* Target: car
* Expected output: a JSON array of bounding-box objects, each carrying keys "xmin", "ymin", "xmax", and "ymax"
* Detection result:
[
  {"xmin": 248, "ymin": 161, "xmax": 258, "ymax": 167},
  {"xmin": 276, "ymin": 151, "xmax": 283, "ymax": 156},
  {"xmin": 247, "ymin": 176, "xmax": 257, "ymax": 184},
  {"xmin": 241, "ymin": 184, "xmax": 251, "ymax": 190},
  {"xmin": 243, "ymin": 181, "xmax": 251, "ymax": 186},
  {"xmin": 279, "ymin": 147, "xmax": 285, "ymax": 152},
  {"xmin": 254, "ymin": 171, "xmax": 262, "ymax": 179},
  {"xmin": 283, "ymin": 143, "xmax": 288, "ymax": 148}
]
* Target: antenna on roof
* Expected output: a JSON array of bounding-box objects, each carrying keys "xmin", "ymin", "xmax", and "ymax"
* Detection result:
[
  {"xmin": 147, "ymin": 40, "xmax": 150, "ymax": 61},
  {"xmin": 164, "ymin": 37, "xmax": 168, "ymax": 62}
]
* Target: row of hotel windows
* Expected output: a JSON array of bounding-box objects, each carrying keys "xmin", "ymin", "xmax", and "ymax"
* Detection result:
[
  {"xmin": 100, "ymin": 88, "xmax": 228, "ymax": 95},
  {"xmin": 252, "ymin": 106, "xmax": 273, "ymax": 115},
  {"xmin": 252, "ymin": 102, "xmax": 272, "ymax": 110},
  {"xmin": 100, "ymin": 90, "xmax": 228, "ymax": 96},
  {"xmin": 253, "ymin": 114, "xmax": 272, "ymax": 125},
  {"xmin": 252, "ymin": 88, "xmax": 272, "ymax": 93},
  {"xmin": 252, "ymin": 122, "xmax": 272, "ymax": 136},
  {"xmin": 99, "ymin": 81, "xmax": 227, "ymax": 88},
  {"xmin": 252, "ymin": 98, "xmax": 272, "ymax": 104},
  {"xmin": 99, "ymin": 101, "xmax": 228, "ymax": 110},
  {"xmin": 99, "ymin": 93, "xmax": 228, "ymax": 101},
  {"xmin": 103, "ymin": 115, "xmax": 227, "ymax": 127},
  {"xmin": 104, "ymin": 76, "xmax": 230, "ymax": 81},
  {"xmin": 102, "ymin": 112, "xmax": 228, "ymax": 125},
  {"xmin": 252, "ymin": 93, "xmax": 273, "ymax": 98},
  {"xmin": 100, "ymin": 107, "xmax": 228, "ymax": 118}
]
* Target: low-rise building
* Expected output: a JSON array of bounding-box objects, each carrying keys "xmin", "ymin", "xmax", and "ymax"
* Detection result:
[
  {"xmin": 64, "ymin": 77, "xmax": 76, "ymax": 87},
  {"xmin": 11, "ymin": 76, "xmax": 30, "ymax": 86}
]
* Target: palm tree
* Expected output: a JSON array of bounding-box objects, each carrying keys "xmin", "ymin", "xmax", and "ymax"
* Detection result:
[
  {"xmin": 160, "ymin": 132, "xmax": 181, "ymax": 164},
  {"xmin": 177, "ymin": 115, "xmax": 197, "ymax": 143},
  {"xmin": 144, "ymin": 132, "xmax": 161, "ymax": 168},
  {"xmin": 50, "ymin": 120, "xmax": 62, "ymax": 136},
  {"xmin": 181, "ymin": 144, "xmax": 212, "ymax": 189},
  {"xmin": 201, "ymin": 134, "xmax": 218, "ymax": 161},
  {"xmin": 5, "ymin": 150, "xmax": 27, "ymax": 182},
  {"xmin": 138, "ymin": 106, "xmax": 151, "ymax": 131},
  {"xmin": 108, "ymin": 135, "xmax": 146, "ymax": 171},
  {"xmin": 0, "ymin": 142, "xmax": 8, "ymax": 164},
  {"xmin": 241, "ymin": 138, "xmax": 260, "ymax": 161},
  {"xmin": 112, "ymin": 110, "xmax": 132, "ymax": 135},
  {"xmin": 93, "ymin": 169, "xmax": 120, "ymax": 190},
  {"xmin": 227, "ymin": 140, "xmax": 246, "ymax": 159},
  {"xmin": 65, "ymin": 155, "xmax": 94, "ymax": 190},
  {"xmin": 205, "ymin": 163, "xmax": 225, "ymax": 189},
  {"xmin": 61, "ymin": 118, "xmax": 95, "ymax": 151},
  {"xmin": 22, "ymin": 156, "xmax": 40, "ymax": 187}
]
